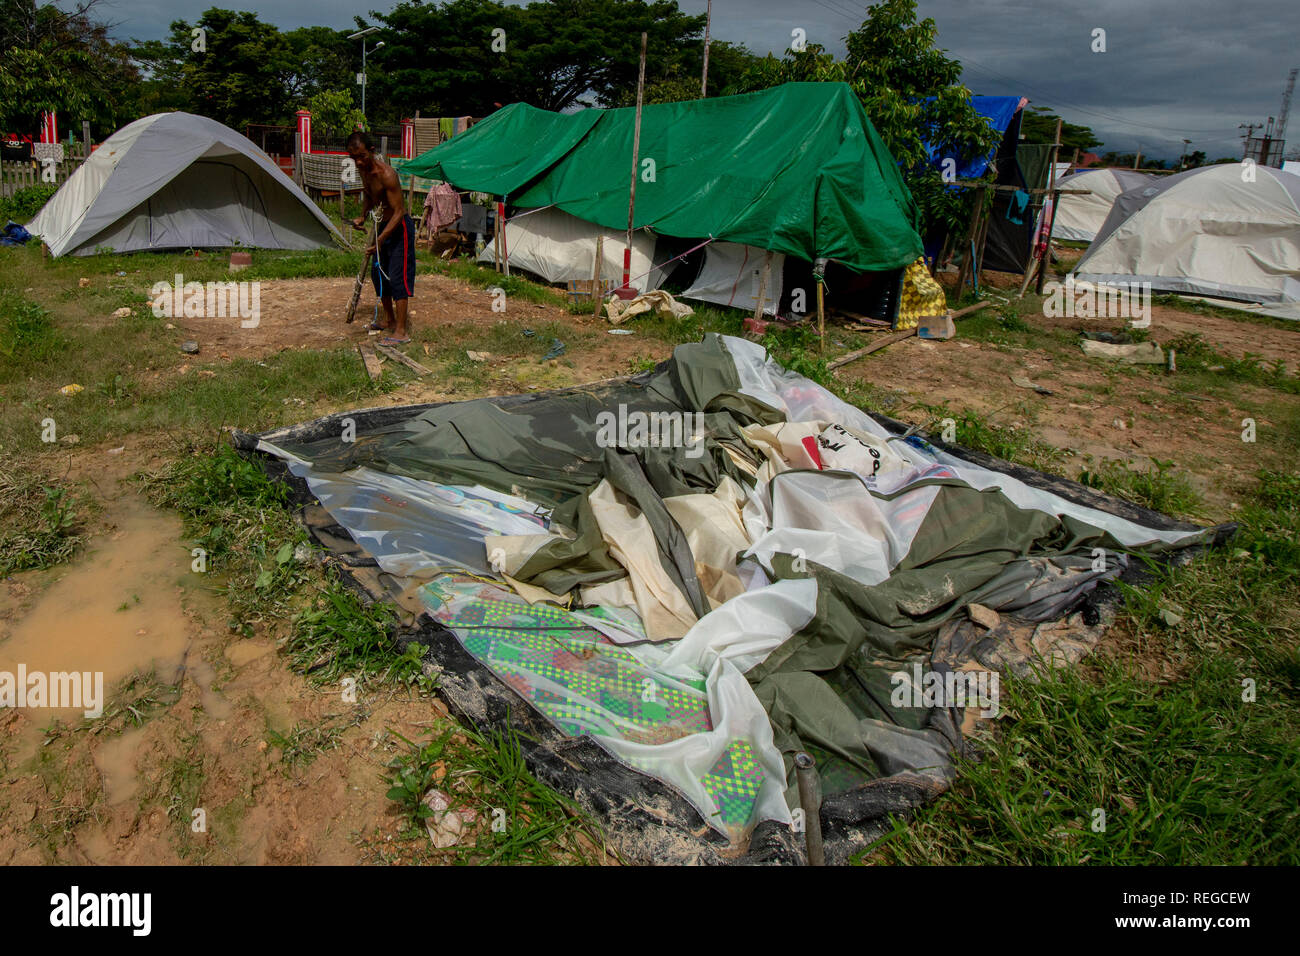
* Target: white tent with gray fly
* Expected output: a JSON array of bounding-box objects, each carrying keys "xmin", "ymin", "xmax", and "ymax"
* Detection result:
[{"xmin": 28, "ymin": 112, "xmax": 343, "ymax": 257}]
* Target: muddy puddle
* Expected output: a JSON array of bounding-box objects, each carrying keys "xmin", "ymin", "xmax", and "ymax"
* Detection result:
[{"xmin": 0, "ymin": 496, "xmax": 209, "ymax": 729}]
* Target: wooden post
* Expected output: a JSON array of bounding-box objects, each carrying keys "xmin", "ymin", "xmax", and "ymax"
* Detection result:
[
  {"xmin": 973, "ymin": 206, "xmax": 991, "ymax": 290},
  {"xmin": 81, "ymin": 121, "xmax": 91, "ymax": 159},
  {"xmin": 592, "ymin": 235, "xmax": 605, "ymax": 318},
  {"xmin": 752, "ymin": 251, "xmax": 772, "ymax": 320},
  {"xmin": 623, "ymin": 32, "xmax": 648, "ymax": 291},
  {"xmin": 380, "ymin": 135, "xmax": 388, "ymax": 160},
  {"xmin": 494, "ymin": 206, "xmax": 502, "ymax": 273},
  {"xmin": 1133, "ymin": 148, "xmax": 1141, "ymax": 171},
  {"xmin": 1035, "ymin": 118, "xmax": 1063, "ymax": 295},
  {"xmin": 293, "ymin": 132, "xmax": 302, "ymax": 186},
  {"xmin": 339, "ymin": 160, "xmax": 347, "ymax": 224},
  {"xmin": 816, "ymin": 279, "xmax": 825, "ymax": 350},
  {"xmin": 955, "ymin": 185, "xmax": 985, "ymax": 296}
]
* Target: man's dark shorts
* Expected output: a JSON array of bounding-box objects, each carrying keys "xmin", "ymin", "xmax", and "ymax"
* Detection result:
[{"xmin": 371, "ymin": 214, "xmax": 416, "ymax": 300}]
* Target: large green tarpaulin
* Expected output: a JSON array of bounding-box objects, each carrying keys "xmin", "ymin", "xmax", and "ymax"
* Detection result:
[{"xmin": 403, "ymin": 83, "xmax": 924, "ymax": 273}]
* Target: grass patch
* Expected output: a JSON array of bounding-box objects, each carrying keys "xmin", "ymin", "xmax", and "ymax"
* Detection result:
[
  {"xmin": 424, "ymin": 256, "xmax": 573, "ymax": 308},
  {"xmin": 266, "ymin": 711, "xmax": 367, "ymax": 770},
  {"xmin": 1077, "ymin": 457, "xmax": 1203, "ymax": 519},
  {"xmin": 861, "ymin": 470, "xmax": 1300, "ymax": 865},
  {"xmin": 136, "ymin": 438, "xmax": 313, "ymax": 633},
  {"xmin": 1165, "ymin": 330, "xmax": 1299, "ymax": 394},
  {"xmin": 0, "ymin": 466, "xmax": 85, "ymax": 575},
  {"xmin": 285, "ymin": 578, "xmax": 433, "ymax": 693},
  {"xmin": 384, "ymin": 725, "xmax": 606, "ymax": 864},
  {"xmin": 918, "ymin": 401, "xmax": 1067, "ymax": 474}
]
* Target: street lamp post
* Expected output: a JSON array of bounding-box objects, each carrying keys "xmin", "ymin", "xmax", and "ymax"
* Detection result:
[{"xmin": 347, "ymin": 27, "xmax": 384, "ymax": 123}]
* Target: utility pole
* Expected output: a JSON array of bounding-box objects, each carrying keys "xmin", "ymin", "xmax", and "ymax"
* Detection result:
[
  {"xmin": 1240, "ymin": 121, "xmax": 1263, "ymax": 160},
  {"xmin": 701, "ymin": 0, "xmax": 713, "ymax": 97}
]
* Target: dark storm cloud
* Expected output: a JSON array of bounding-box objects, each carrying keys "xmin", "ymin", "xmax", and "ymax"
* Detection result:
[{"xmin": 98, "ymin": 0, "xmax": 1297, "ymax": 160}]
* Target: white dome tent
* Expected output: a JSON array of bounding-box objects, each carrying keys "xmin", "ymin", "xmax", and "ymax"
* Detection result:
[
  {"xmin": 1051, "ymin": 167, "xmax": 1155, "ymax": 242},
  {"xmin": 28, "ymin": 112, "xmax": 342, "ymax": 257},
  {"xmin": 1072, "ymin": 163, "xmax": 1300, "ymax": 306}
]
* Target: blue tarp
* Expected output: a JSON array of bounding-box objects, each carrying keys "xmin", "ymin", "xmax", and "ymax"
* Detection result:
[{"xmin": 925, "ymin": 95, "xmax": 1023, "ymax": 180}]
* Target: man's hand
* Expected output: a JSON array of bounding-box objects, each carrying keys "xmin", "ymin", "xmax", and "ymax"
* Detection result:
[
  {"xmin": 364, "ymin": 240, "xmax": 377, "ymax": 256},
  {"xmin": 350, "ymin": 216, "xmax": 367, "ymax": 231}
]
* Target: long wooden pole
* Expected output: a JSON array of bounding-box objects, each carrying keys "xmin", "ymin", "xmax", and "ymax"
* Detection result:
[
  {"xmin": 1035, "ymin": 118, "xmax": 1063, "ymax": 295},
  {"xmin": 623, "ymin": 32, "xmax": 648, "ymax": 291},
  {"xmin": 701, "ymin": 0, "xmax": 712, "ymax": 97},
  {"xmin": 955, "ymin": 185, "xmax": 985, "ymax": 295},
  {"xmin": 591, "ymin": 234, "xmax": 605, "ymax": 318}
]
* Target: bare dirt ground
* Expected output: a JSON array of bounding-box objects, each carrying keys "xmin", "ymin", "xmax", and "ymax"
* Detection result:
[
  {"xmin": 837, "ymin": 273, "xmax": 1297, "ymax": 518},
  {"xmin": 165, "ymin": 272, "xmax": 648, "ymax": 388}
]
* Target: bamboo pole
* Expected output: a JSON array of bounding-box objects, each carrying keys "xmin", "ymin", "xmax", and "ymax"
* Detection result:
[
  {"xmin": 817, "ymin": 280, "xmax": 825, "ymax": 349},
  {"xmin": 622, "ymin": 32, "xmax": 648, "ymax": 291}
]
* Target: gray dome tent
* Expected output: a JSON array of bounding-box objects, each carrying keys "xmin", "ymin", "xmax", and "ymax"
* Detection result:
[
  {"xmin": 28, "ymin": 112, "xmax": 343, "ymax": 257},
  {"xmin": 1072, "ymin": 163, "xmax": 1300, "ymax": 304},
  {"xmin": 1051, "ymin": 167, "xmax": 1155, "ymax": 242}
]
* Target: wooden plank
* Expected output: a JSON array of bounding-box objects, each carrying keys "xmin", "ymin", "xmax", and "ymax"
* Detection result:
[
  {"xmin": 830, "ymin": 308, "xmax": 891, "ymax": 327},
  {"xmin": 827, "ymin": 328, "xmax": 916, "ymax": 369},
  {"xmin": 374, "ymin": 342, "xmax": 431, "ymax": 374},
  {"xmin": 356, "ymin": 343, "xmax": 383, "ymax": 381},
  {"xmin": 592, "ymin": 235, "xmax": 605, "ymax": 318}
]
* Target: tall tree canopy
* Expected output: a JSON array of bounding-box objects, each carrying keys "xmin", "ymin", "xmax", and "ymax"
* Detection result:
[
  {"xmin": 373, "ymin": 0, "xmax": 710, "ymax": 119},
  {"xmin": 132, "ymin": 8, "xmax": 298, "ymax": 130},
  {"xmin": 1, "ymin": 0, "xmax": 139, "ymax": 135}
]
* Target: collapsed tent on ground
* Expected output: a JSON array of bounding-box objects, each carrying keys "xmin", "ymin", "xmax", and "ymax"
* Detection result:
[
  {"xmin": 1073, "ymin": 163, "xmax": 1300, "ymax": 304},
  {"xmin": 28, "ymin": 112, "xmax": 343, "ymax": 257},
  {"xmin": 1051, "ymin": 168, "xmax": 1155, "ymax": 242},
  {"xmin": 405, "ymin": 83, "xmax": 944, "ymax": 325},
  {"xmin": 241, "ymin": 334, "xmax": 1219, "ymax": 863}
]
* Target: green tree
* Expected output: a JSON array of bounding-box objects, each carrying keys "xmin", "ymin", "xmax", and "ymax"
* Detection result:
[
  {"xmin": 284, "ymin": 26, "xmax": 358, "ymax": 103},
  {"xmin": 1, "ymin": 0, "xmax": 140, "ymax": 135},
  {"xmin": 1019, "ymin": 107, "xmax": 1101, "ymax": 152},
  {"xmin": 131, "ymin": 8, "xmax": 297, "ymax": 130},
  {"xmin": 304, "ymin": 89, "xmax": 366, "ymax": 139},
  {"xmin": 373, "ymin": 0, "xmax": 709, "ymax": 119},
  {"xmin": 732, "ymin": 0, "xmax": 1001, "ymax": 236}
]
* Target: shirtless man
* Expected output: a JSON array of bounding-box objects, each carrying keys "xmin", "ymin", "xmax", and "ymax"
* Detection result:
[{"xmin": 347, "ymin": 130, "xmax": 415, "ymax": 343}]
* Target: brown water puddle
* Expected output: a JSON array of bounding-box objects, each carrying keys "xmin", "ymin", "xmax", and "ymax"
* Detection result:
[{"xmin": 0, "ymin": 496, "xmax": 196, "ymax": 728}]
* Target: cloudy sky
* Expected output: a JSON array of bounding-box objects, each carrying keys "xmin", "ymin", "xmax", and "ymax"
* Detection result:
[{"xmin": 98, "ymin": 0, "xmax": 1296, "ymax": 161}]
